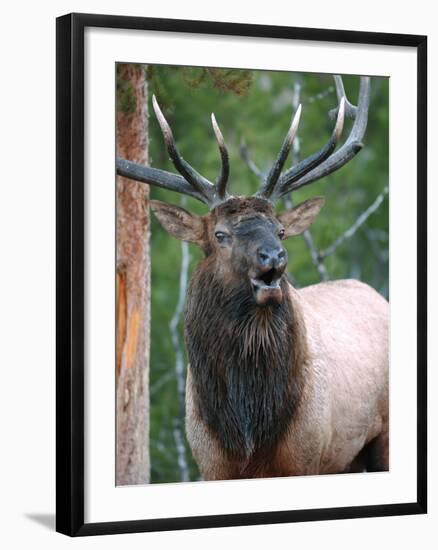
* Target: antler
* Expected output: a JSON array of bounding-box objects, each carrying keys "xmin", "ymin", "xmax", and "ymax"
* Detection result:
[
  {"xmin": 117, "ymin": 77, "xmax": 370, "ymax": 208},
  {"xmin": 259, "ymin": 104, "xmax": 302, "ymax": 198},
  {"xmin": 116, "ymin": 95, "xmax": 231, "ymax": 208},
  {"xmin": 256, "ymin": 76, "xmax": 370, "ymax": 202}
]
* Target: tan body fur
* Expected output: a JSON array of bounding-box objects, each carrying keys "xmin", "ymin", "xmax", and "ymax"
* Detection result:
[{"xmin": 186, "ymin": 279, "xmax": 389, "ymax": 480}]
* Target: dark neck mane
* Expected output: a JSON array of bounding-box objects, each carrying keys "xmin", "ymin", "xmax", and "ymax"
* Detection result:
[{"xmin": 184, "ymin": 259, "xmax": 307, "ymax": 458}]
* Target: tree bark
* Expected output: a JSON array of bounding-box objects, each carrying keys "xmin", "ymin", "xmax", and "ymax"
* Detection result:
[{"xmin": 116, "ymin": 63, "xmax": 150, "ymax": 485}]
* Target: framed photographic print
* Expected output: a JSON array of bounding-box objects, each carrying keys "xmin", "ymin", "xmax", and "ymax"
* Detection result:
[{"xmin": 56, "ymin": 13, "xmax": 427, "ymax": 536}]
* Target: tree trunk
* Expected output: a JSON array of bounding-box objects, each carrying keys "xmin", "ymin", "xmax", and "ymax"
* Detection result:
[{"xmin": 116, "ymin": 63, "xmax": 150, "ymax": 485}]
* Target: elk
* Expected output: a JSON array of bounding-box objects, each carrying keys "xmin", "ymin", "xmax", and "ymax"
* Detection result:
[{"xmin": 117, "ymin": 75, "xmax": 389, "ymax": 480}]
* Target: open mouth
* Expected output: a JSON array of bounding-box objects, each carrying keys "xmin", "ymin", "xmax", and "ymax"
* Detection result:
[
  {"xmin": 250, "ymin": 268, "xmax": 283, "ymax": 306},
  {"xmin": 251, "ymin": 268, "xmax": 281, "ymax": 291}
]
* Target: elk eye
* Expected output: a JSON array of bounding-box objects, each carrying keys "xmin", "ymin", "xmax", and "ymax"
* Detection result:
[
  {"xmin": 278, "ymin": 228, "xmax": 286, "ymax": 239},
  {"xmin": 214, "ymin": 231, "xmax": 228, "ymax": 243}
]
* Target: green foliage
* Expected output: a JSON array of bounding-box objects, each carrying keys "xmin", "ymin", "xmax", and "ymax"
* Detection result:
[{"xmin": 143, "ymin": 66, "xmax": 389, "ymax": 483}]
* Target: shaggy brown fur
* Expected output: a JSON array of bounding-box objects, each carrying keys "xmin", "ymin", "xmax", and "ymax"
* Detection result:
[{"xmin": 185, "ymin": 260, "xmax": 304, "ymax": 458}]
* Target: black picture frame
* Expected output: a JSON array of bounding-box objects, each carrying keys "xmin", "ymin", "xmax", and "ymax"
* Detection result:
[{"xmin": 56, "ymin": 12, "xmax": 427, "ymax": 537}]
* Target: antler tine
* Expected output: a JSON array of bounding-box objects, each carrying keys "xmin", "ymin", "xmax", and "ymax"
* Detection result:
[
  {"xmin": 211, "ymin": 113, "xmax": 230, "ymax": 200},
  {"xmin": 275, "ymin": 76, "xmax": 371, "ymax": 197},
  {"xmin": 268, "ymin": 97, "xmax": 346, "ymax": 200},
  {"xmin": 116, "ymin": 97, "xmax": 233, "ymax": 209},
  {"xmin": 259, "ymin": 104, "xmax": 302, "ymax": 199},
  {"xmin": 329, "ymin": 75, "xmax": 357, "ymax": 120},
  {"xmin": 152, "ymin": 95, "xmax": 214, "ymax": 204}
]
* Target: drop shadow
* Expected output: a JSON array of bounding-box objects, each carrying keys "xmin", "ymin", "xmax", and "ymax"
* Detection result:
[{"xmin": 25, "ymin": 513, "xmax": 56, "ymax": 531}]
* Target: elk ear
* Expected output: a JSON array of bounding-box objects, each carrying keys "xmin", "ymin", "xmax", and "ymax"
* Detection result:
[
  {"xmin": 150, "ymin": 200, "xmax": 205, "ymax": 245},
  {"xmin": 277, "ymin": 197, "xmax": 325, "ymax": 237}
]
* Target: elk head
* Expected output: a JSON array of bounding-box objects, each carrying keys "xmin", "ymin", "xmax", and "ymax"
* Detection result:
[
  {"xmin": 116, "ymin": 76, "xmax": 370, "ymax": 306},
  {"xmin": 150, "ymin": 196, "xmax": 325, "ymax": 306}
]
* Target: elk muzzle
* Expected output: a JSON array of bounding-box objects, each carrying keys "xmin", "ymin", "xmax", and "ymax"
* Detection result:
[{"xmin": 250, "ymin": 245, "xmax": 287, "ymax": 306}]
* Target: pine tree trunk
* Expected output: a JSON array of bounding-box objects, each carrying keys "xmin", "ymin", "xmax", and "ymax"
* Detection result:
[{"xmin": 116, "ymin": 63, "xmax": 150, "ymax": 485}]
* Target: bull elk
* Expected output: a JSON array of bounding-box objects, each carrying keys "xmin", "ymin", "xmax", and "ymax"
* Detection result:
[{"xmin": 117, "ymin": 75, "xmax": 389, "ymax": 480}]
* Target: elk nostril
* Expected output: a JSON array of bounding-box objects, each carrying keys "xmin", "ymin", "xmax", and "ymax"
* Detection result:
[{"xmin": 258, "ymin": 251, "xmax": 270, "ymax": 264}]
